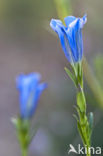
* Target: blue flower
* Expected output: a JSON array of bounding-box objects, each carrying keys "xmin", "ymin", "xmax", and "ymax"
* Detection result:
[
  {"xmin": 50, "ymin": 15, "xmax": 87, "ymax": 63},
  {"xmin": 16, "ymin": 73, "xmax": 47, "ymax": 119}
]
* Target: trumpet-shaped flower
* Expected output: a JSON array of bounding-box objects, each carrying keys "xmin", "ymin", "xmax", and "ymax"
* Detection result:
[
  {"xmin": 50, "ymin": 15, "xmax": 87, "ymax": 63},
  {"xmin": 16, "ymin": 73, "xmax": 47, "ymax": 119}
]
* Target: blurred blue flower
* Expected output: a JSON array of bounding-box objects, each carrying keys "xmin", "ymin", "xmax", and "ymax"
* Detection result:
[
  {"xmin": 50, "ymin": 15, "xmax": 87, "ymax": 63},
  {"xmin": 17, "ymin": 73, "xmax": 47, "ymax": 119}
]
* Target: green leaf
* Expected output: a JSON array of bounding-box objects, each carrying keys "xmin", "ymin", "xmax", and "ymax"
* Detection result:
[
  {"xmin": 76, "ymin": 62, "xmax": 83, "ymax": 88},
  {"xmin": 73, "ymin": 114, "xmax": 79, "ymax": 121},
  {"xmin": 77, "ymin": 90, "xmax": 86, "ymax": 113},
  {"xmin": 64, "ymin": 67, "xmax": 77, "ymax": 86},
  {"xmin": 77, "ymin": 121, "xmax": 86, "ymax": 145}
]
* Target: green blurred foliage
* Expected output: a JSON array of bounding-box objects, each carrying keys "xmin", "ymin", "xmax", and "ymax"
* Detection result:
[{"xmin": 94, "ymin": 55, "xmax": 103, "ymax": 87}]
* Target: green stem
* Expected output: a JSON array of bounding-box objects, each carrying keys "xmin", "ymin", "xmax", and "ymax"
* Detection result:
[
  {"xmin": 75, "ymin": 62, "xmax": 92, "ymax": 156},
  {"xmin": 87, "ymin": 153, "xmax": 91, "ymax": 156},
  {"xmin": 87, "ymin": 147, "xmax": 91, "ymax": 156},
  {"xmin": 77, "ymin": 86, "xmax": 91, "ymax": 156},
  {"xmin": 16, "ymin": 119, "xmax": 30, "ymax": 156},
  {"xmin": 21, "ymin": 148, "xmax": 28, "ymax": 156}
]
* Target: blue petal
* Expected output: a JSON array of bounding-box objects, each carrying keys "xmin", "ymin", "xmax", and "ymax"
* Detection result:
[
  {"xmin": 80, "ymin": 14, "xmax": 87, "ymax": 28},
  {"xmin": 16, "ymin": 73, "xmax": 47, "ymax": 118},
  {"xmin": 29, "ymin": 83, "xmax": 48, "ymax": 117},
  {"xmin": 17, "ymin": 73, "xmax": 41, "ymax": 118},
  {"xmin": 17, "ymin": 73, "xmax": 41, "ymax": 90},
  {"xmin": 37, "ymin": 83, "xmax": 48, "ymax": 93},
  {"xmin": 65, "ymin": 19, "xmax": 81, "ymax": 62},
  {"xmin": 50, "ymin": 19, "xmax": 75, "ymax": 63},
  {"xmin": 50, "ymin": 19, "xmax": 63, "ymax": 32},
  {"xmin": 33, "ymin": 83, "xmax": 48, "ymax": 107},
  {"xmin": 50, "ymin": 15, "xmax": 87, "ymax": 63},
  {"xmin": 65, "ymin": 14, "xmax": 87, "ymax": 29},
  {"xmin": 64, "ymin": 16, "xmax": 76, "ymax": 27},
  {"xmin": 65, "ymin": 15, "xmax": 87, "ymax": 62}
]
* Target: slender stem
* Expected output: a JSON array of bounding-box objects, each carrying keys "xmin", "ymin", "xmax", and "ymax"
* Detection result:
[
  {"xmin": 87, "ymin": 150, "xmax": 91, "ymax": 156},
  {"xmin": 21, "ymin": 148, "xmax": 28, "ymax": 156},
  {"xmin": 87, "ymin": 144, "xmax": 91, "ymax": 156},
  {"xmin": 16, "ymin": 119, "xmax": 29, "ymax": 156},
  {"xmin": 76, "ymin": 62, "xmax": 91, "ymax": 156},
  {"xmin": 78, "ymin": 88, "xmax": 91, "ymax": 156}
]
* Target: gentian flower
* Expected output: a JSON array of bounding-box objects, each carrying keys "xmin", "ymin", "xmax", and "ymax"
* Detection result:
[
  {"xmin": 50, "ymin": 15, "xmax": 87, "ymax": 64},
  {"xmin": 16, "ymin": 73, "xmax": 47, "ymax": 119}
]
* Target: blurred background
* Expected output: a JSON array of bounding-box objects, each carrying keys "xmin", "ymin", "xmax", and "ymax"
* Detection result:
[{"xmin": 0, "ymin": 0, "xmax": 103, "ymax": 155}]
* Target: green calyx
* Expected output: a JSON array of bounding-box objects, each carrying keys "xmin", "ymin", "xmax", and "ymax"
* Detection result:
[
  {"xmin": 65, "ymin": 61, "xmax": 83, "ymax": 88},
  {"xmin": 12, "ymin": 117, "xmax": 30, "ymax": 155},
  {"xmin": 11, "ymin": 116, "xmax": 39, "ymax": 156}
]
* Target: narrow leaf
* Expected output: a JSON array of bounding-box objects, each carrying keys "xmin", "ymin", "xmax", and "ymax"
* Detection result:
[
  {"xmin": 77, "ymin": 121, "xmax": 86, "ymax": 145},
  {"xmin": 77, "ymin": 91, "xmax": 86, "ymax": 113},
  {"xmin": 64, "ymin": 67, "xmax": 77, "ymax": 86},
  {"xmin": 73, "ymin": 114, "xmax": 79, "ymax": 121}
]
